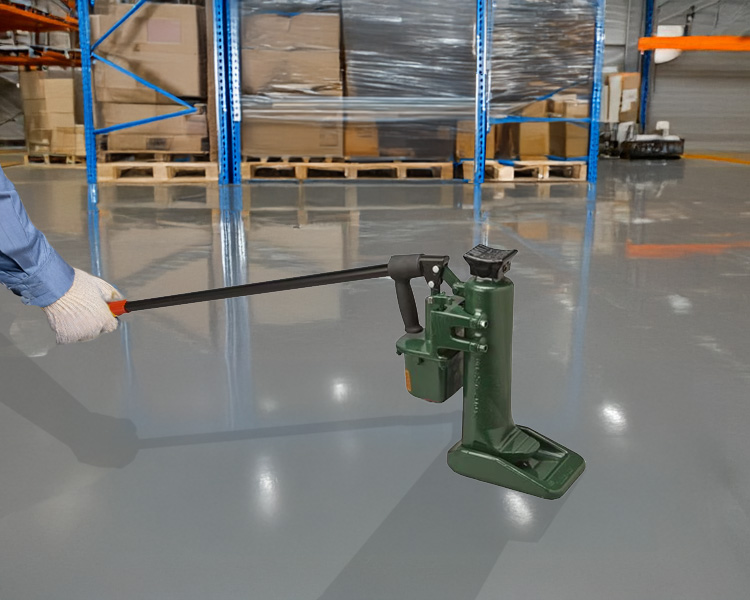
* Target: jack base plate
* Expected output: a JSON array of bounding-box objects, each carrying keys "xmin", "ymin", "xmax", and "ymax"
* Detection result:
[{"xmin": 447, "ymin": 426, "xmax": 585, "ymax": 499}]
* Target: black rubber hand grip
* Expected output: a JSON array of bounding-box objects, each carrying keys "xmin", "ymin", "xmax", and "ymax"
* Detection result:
[
  {"xmin": 394, "ymin": 280, "xmax": 422, "ymax": 333},
  {"xmin": 388, "ymin": 254, "xmax": 424, "ymax": 334}
]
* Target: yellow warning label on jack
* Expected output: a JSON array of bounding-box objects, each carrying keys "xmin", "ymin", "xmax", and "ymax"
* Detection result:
[{"xmin": 405, "ymin": 370, "xmax": 412, "ymax": 392}]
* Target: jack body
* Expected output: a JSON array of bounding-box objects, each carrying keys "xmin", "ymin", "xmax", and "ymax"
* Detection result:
[{"xmin": 394, "ymin": 246, "xmax": 585, "ymax": 499}]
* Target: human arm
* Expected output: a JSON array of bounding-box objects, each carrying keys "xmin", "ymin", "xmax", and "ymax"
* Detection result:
[
  {"xmin": 0, "ymin": 165, "xmax": 122, "ymax": 343},
  {"xmin": 0, "ymin": 164, "xmax": 75, "ymax": 306}
]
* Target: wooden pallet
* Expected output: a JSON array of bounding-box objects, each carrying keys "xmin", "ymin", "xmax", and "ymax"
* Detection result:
[
  {"xmin": 98, "ymin": 161, "xmax": 219, "ymax": 183},
  {"xmin": 24, "ymin": 153, "xmax": 85, "ymax": 165},
  {"xmin": 242, "ymin": 160, "xmax": 454, "ymax": 180},
  {"xmin": 461, "ymin": 160, "xmax": 515, "ymax": 181},
  {"xmin": 242, "ymin": 155, "xmax": 345, "ymax": 164},
  {"xmin": 461, "ymin": 160, "xmax": 587, "ymax": 182},
  {"xmin": 101, "ymin": 151, "xmax": 210, "ymax": 163}
]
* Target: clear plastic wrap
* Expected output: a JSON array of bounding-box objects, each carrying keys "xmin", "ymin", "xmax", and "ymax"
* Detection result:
[
  {"xmin": 340, "ymin": 0, "xmax": 475, "ymax": 99},
  {"xmin": 240, "ymin": 0, "xmax": 598, "ymax": 160},
  {"xmin": 0, "ymin": 74, "xmax": 24, "ymax": 144},
  {"xmin": 490, "ymin": 0, "xmax": 596, "ymax": 112}
]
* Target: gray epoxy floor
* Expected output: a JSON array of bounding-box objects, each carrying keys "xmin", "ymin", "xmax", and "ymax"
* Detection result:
[{"xmin": 1, "ymin": 160, "xmax": 749, "ymax": 599}]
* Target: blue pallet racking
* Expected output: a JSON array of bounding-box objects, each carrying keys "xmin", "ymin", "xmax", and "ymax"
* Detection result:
[
  {"xmin": 638, "ymin": 0, "xmax": 655, "ymax": 133},
  {"xmin": 77, "ymin": 0, "xmax": 605, "ymax": 186},
  {"xmin": 476, "ymin": 0, "xmax": 606, "ymax": 184},
  {"xmin": 77, "ymin": 0, "xmax": 205, "ymax": 185}
]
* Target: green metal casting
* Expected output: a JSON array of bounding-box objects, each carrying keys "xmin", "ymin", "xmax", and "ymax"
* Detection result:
[{"xmin": 396, "ymin": 245, "xmax": 584, "ymax": 499}]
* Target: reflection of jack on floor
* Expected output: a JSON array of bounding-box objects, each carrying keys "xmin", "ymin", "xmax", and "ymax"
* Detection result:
[{"xmin": 107, "ymin": 244, "xmax": 584, "ymax": 499}]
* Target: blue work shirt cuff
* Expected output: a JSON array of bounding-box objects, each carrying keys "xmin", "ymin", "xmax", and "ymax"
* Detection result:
[{"xmin": 20, "ymin": 247, "xmax": 75, "ymax": 307}]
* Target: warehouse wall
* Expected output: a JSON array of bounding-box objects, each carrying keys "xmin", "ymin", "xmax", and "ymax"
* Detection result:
[
  {"xmin": 605, "ymin": 0, "xmax": 750, "ymax": 153},
  {"xmin": 605, "ymin": 0, "xmax": 643, "ymax": 71},
  {"xmin": 650, "ymin": 53, "xmax": 750, "ymax": 153},
  {"xmin": 648, "ymin": 0, "xmax": 750, "ymax": 153},
  {"xmin": 0, "ymin": 72, "xmax": 24, "ymax": 144}
]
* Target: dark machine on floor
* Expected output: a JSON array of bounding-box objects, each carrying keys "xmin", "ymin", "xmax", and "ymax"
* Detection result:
[
  {"xmin": 109, "ymin": 245, "xmax": 585, "ymax": 499},
  {"xmin": 601, "ymin": 120, "xmax": 685, "ymax": 159}
]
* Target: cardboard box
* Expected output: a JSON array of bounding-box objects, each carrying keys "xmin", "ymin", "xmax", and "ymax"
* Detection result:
[
  {"xmin": 97, "ymin": 103, "xmax": 208, "ymax": 136},
  {"xmin": 618, "ymin": 74, "xmax": 640, "ymax": 122},
  {"xmin": 455, "ymin": 121, "xmax": 497, "ymax": 160},
  {"xmin": 520, "ymin": 100, "xmax": 548, "ymax": 118},
  {"xmin": 345, "ymin": 121, "xmax": 379, "ymax": 158},
  {"xmin": 242, "ymin": 108, "xmax": 344, "ymax": 157},
  {"xmin": 497, "ymin": 123, "xmax": 549, "ymax": 159},
  {"xmin": 376, "ymin": 120, "xmax": 455, "ymax": 161},
  {"xmin": 548, "ymin": 100, "xmax": 589, "ymax": 158},
  {"xmin": 242, "ymin": 13, "xmax": 340, "ymax": 51},
  {"xmin": 549, "ymin": 122, "xmax": 588, "ymax": 158},
  {"xmin": 240, "ymin": 49, "xmax": 342, "ymax": 95},
  {"xmin": 602, "ymin": 84, "xmax": 611, "ymax": 123},
  {"xmin": 20, "ymin": 70, "xmax": 76, "ymax": 151},
  {"xmin": 20, "ymin": 71, "xmax": 74, "ymax": 105},
  {"xmin": 24, "ymin": 109, "xmax": 75, "ymax": 132},
  {"xmin": 516, "ymin": 122, "xmax": 549, "ymax": 158},
  {"xmin": 26, "ymin": 129, "xmax": 53, "ymax": 150},
  {"xmin": 106, "ymin": 133, "xmax": 209, "ymax": 153},
  {"xmin": 496, "ymin": 123, "xmax": 514, "ymax": 158},
  {"xmin": 560, "ymin": 100, "xmax": 589, "ymax": 119},
  {"xmin": 606, "ymin": 72, "xmax": 640, "ymax": 123},
  {"xmin": 19, "ymin": 71, "xmax": 47, "ymax": 100},
  {"xmin": 606, "ymin": 77, "xmax": 621, "ymax": 123},
  {"xmin": 547, "ymin": 94, "xmax": 578, "ymax": 117},
  {"xmin": 496, "ymin": 99, "xmax": 550, "ymax": 159},
  {"xmin": 90, "ymin": 3, "xmax": 206, "ymax": 102},
  {"xmin": 51, "ymin": 125, "xmax": 85, "ymax": 155},
  {"xmin": 93, "ymin": 66, "xmax": 192, "ymax": 105}
]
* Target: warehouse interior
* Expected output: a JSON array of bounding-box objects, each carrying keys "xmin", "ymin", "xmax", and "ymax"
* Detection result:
[{"xmin": 1, "ymin": 1, "xmax": 749, "ymax": 599}]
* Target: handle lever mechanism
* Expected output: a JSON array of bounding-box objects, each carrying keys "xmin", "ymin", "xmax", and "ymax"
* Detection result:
[{"xmin": 387, "ymin": 254, "xmax": 449, "ymax": 334}]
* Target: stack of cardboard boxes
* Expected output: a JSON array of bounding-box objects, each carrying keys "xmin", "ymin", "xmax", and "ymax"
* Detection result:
[
  {"xmin": 548, "ymin": 97, "xmax": 590, "ymax": 159},
  {"xmin": 20, "ymin": 70, "xmax": 84, "ymax": 156},
  {"xmin": 603, "ymin": 72, "xmax": 640, "ymax": 124},
  {"xmin": 456, "ymin": 97, "xmax": 591, "ymax": 162},
  {"xmin": 454, "ymin": 74, "xmax": 640, "ymax": 163},
  {"xmin": 89, "ymin": 2, "xmax": 208, "ymax": 154},
  {"xmin": 498, "ymin": 98, "xmax": 589, "ymax": 160},
  {"xmin": 240, "ymin": 12, "xmax": 344, "ymax": 157},
  {"xmin": 455, "ymin": 121, "xmax": 497, "ymax": 161}
]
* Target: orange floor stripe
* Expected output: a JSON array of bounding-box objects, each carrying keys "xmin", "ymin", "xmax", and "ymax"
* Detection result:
[
  {"xmin": 684, "ymin": 154, "xmax": 750, "ymax": 166},
  {"xmin": 626, "ymin": 241, "xmax": 750, "ymax": 259}
]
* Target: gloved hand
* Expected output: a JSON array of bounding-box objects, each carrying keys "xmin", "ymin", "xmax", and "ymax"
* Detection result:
[{"xmin": 42, "ymin": 269, "xmax": 123, "ymax": 344}]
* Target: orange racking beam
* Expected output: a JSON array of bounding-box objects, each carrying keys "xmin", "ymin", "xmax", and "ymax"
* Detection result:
[
  {"xmin": 0, "ymin": 2, "xmax": 78, "ymax": 33},
  {"xmin": 638, "ymin": 35, "xmax": 750, "ymax": 52},
  {"xmin": 0, "ymin": 51, "xmax": 80, "ymax": 67}
]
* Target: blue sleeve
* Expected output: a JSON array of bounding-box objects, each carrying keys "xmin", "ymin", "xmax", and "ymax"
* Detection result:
[{"xmin": 0, "ymin": 165, "xmax": 75, "ymax": 307}]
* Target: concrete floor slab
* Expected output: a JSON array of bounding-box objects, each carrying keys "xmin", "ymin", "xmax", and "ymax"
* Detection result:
[{"xmin": 0, "ymin": 159, "xmax": 748, "ymax": 599}]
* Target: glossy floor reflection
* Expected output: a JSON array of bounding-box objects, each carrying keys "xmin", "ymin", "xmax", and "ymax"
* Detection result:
[{"xmin": 0, "ymin": 160, "xmax": 748, "ymax": 599}]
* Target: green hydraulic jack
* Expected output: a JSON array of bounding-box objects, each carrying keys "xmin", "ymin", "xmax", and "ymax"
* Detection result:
[
  {"xmin": 108, "ymin": 244, "xmax": 584, "ymax": 499},
  {"xmin": 389, "ymin": 245, "xmax": 585, "ymax": 499}
]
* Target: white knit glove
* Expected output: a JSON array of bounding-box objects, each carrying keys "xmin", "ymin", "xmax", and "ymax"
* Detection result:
[{"xmin": 42, "ymin": 269, "xmax": 123, "ymax": 344}]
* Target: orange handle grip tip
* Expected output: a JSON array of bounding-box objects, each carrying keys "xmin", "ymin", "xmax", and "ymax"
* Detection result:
[{"xmin": 109, "ymin": 300, "xmax": 128, "ymax": 317}]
